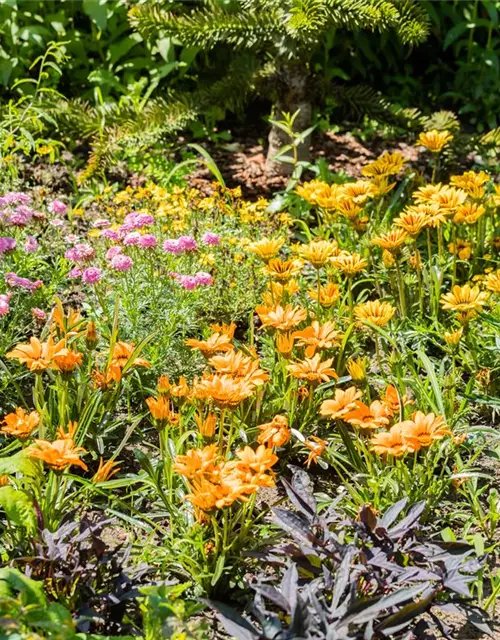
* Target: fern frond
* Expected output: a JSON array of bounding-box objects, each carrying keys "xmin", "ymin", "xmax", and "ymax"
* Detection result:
[{"xmin": 395, "ymin": 0, "xmax": 431, "ymax": 45}]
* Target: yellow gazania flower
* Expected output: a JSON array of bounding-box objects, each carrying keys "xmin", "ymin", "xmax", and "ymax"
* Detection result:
[
  {"xmin": 185, "ymin": 333, "xmax": 234, "ymax": 357},
  {"xmin": 344, "ymin": 399, "xmax": 391, "ymax": 431},
  {"xmin": 372, "ymin": 229, "xmax": 408, "ymax": 253},
  {"xmin": 431, "ymin": 186, "xmax": 467, "ymax": 211},
  {"xmin": 314, "ymin": 184, "xmax": 341, "ymax": 210},
  {"xmin": 346, "ymin": 356, "xmax": 367, "ymax": 382},
  {"xmin": 256, "ymin": 304, "xmax": 307, "ymax": 331},
  {"xmin": 393, "ymin": 210, "xmax": 428, "ymax": 236},
  {"xmin": 453, "ymin": 202, "xmax": 486, "ymax": 225},
  {"xmin": 257, "ymin": 415, "xmax": 290, "ymax": 448},
  {"xmin": 146, "ymin": 396, "xmax": 178, "ymax": 425},
  {"xmin": 330, "ymin": 252, "xmax": 367, "ymax": 276},
  {"xmin": 485, "ymin": 270, "xmax": 500, "ymax": 294},
  {"xmin": 382, "ymin": 250, "xmax": 395, "ymax": 267},
  {"xmin": 192, "ymin": 374, "xmax": 256, "ymax": 409},
  {"xmin": 307, "ymin": 282, "xmax": 341, "ymax": 307},
  {"xmin": 287, "ymin": 354, "xmax": 338, "ymax": 384},
  {"xmin": 304, "ymin": 436, "xmax": 328, "ymax": 467},
  {"xmin": 370, "ymin": 176, "xmax": 397, "ymax": 197},
  {"xmin": 354, "ymin": 300, "xmax": 396, "ymax": 327},
  {"xmin": 492, "ymin": 184, "xmax": 500, "ymax": 207},
  {"xmin": 275, "ymin": 332, "xmax": 295, "ymax": 358},
  {"xmin": 320, "ymin": 386, "xmax": 363, "ymax": 420},
  {"xmin": 1, "ymin": 408, "xmax": 40, "ymax": 440},
  {"xmin": 413, "ymin": 184, "xmax": 443, "ymax": 204},
  {"xmin": 362, "ymin": 152, "xmax": 406, "ymax": 178},
  {"xmin": 399, "ymin": 412, "xmax": 450, "ymax": 449},
  {"xmin": 440, "ymin": 284, "xmax": 489, "ymax": 313},
  {"xmin": 338, "ymin": 180, "xmax": 377, "ymax": 204},
  {"xmin": 247, "ymin": 238, "xmax": 284, "ymax": 261},
  {"xmin": 450, "ymin": 171, "xmax": 489, "ymax": 199},
  {"xmin": 92, "ymin": 458, "xmax": 121, "ymax": 483},
  {"xmin": 295, "ymin": 180, "xmax": 328, "ymax": 205},
  {"xmin": 27, "ymin": 438, "xmax": 88, "ymax": 471},
  {"xmin": 448, "ymin": 239, "xmax": 472, "ymax": 260},
  {"xmin": 444, "ymin": 327, "xmax": 463, "ymax": 346},
  {"xmin": 7, "ymin": 336, "xmax": 66, "ymax": 372},
  {"xmin": 335, "ymin": 198, "xmax": 364, "ymax": 219},
  {"xmin": 298, "ymin": 240, "xmax": 338, "ymax": 268},
  {"xmin": 417, "ymin": 129, "xmax": 453, "ymax": 152},
  {"xmin": 292, "ymin": 321, "xmax": 342, "ymax": 357},
  {"xmin": 263, "ymin": 258, "xmax": 303, "ymax": 282}
]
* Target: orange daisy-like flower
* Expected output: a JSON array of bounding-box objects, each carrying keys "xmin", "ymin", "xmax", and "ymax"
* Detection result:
[
  {"xmin": 371, "ymin": 176, "xmax": 397, "ymax": 197},
  {"xmin": 194, "ymin": 412, "xmax": 217, "ymax": 438},
  {"xmin": 381, "ymin": 384, "xmax": 411, "ymax": 416},
  {"xmin": 174, "ymin": 444, "xmax": 219, "ymax": 479},
  {"xmin": 7, "ymin": 336, "xmax": 66, "ymax": 371},
  {"xmin": 298, "ymin": 240, "xmax": 338, "ymax": 268},
  {"xmin": 335, "ymin": 199, "xmax": 364, "ymax": 219},
  {"xmin": 413, "ymin": 184, "xmax": 443, "ymax": 204},
  {"xmin": 295, "ymin": 180, "xmax": 335, "ymax": 206},
  {"xmin": 417, "ymin": 129, "xmax": 453, "ymax": 152},
  {"xmin": 1, "ymin": 408, "xmax": 40, "ymax": 440},
  {"xmin": 56, "ymin": 421, "xmax": 78, "ymax": 440},
  {"xmin": 320, "ymin": 386, "xmax": 363, "ymax": 420},
  {"xmin": 304, "ymin": 436, "xmax": 327, "ymax": 467},
  {"xmin": 234, "ymin": 444, "xmax": 278, "ymax": 477},
  {"xmin": 362, "ymin": 152, "xmax": 406, "ymax": 178},
  {"xmin": 399, "ymin": 411, "xmax": 450, "ymax": 449},
  {"xmin": 450, "ymin": 171, "xmax": 489, "ymax": 199},
  {"xmin": 111, "ymin": 341, "xmax": 150, "ymax": 370},
  {"xmin": 51, "ymin": 305, "xmax": 85, "ymax": 338},
  {"xmin": 263, "ymin": 258, "xmax": 303, "ymax": 282},
  {"xmin": 354, "ymin": 300, "xmax": 396, "ymax": 327},
  {"xmin": 52, "ymin": 348, "xmax": 84, "ymax": 372},
  {"xmin": 27, "ymin": 438, "xmax": 88, "ymax": 471},
  {"xmin": 372, "ymin": 229, "xmax": 408, "ymax": 253},
  {"xmin": 287, "ymin": 354, "xmax": 338, "ymax": 383},
  {"xmin": 256, "ymin": 304, "xmax": 307, "ymax": 332},
  {"xmin": 307, "ymin": 282, "xmax": 341, "ymax": 307},
  {"xmin": 330, "ymin": 252, "xmax": 367, "ymax": 276},
  {"xmin": 146, "ymin": 396, "xmax": 179, "ymax": 425},
  {"xmin": 393, "ymin": 210, "xmax": 428, "ymax": 236},
  {"xmin": 344, "ymin": 400, "xmax": 391, "ymax": 430},
  {"xmin": 209, "ymin": 350, "xmax": 269, "ymax": 386},
  {"xmin": 247, "ymin": 238, "xmax": 284, "ymax": 261},
  {"xmin": 440, "ymin": 284, "xmax": 489, "ymax": 313},
  {"xmin": 275, "ymin": 332, "xmax": 295, "ymax": 358},
  {"xmin": 292, "ymin": 321, "xmax": 342, "ymax": 357},
  {"xmin": 448, "ymin": 239, "xmax": 472, "ymax": 260},
  {"xmin": 210, "ymin": 322, "xmax": 237, "ymax": 339},
  {"xmin": 92, "ymin": 457, "xmax": 121, "ymax": 483},
  {"xmin": 185, "ymin": 332, "xmax": 234, "ymax": 358},
  {"xmin": 257, "ymin": 415, "xmax": 290, "ymax": 448},
  {"xmin": 370, "ymin": 425, "xmax": 413, "ymax": 457},
  {"xmin": 453, "ymin": 202, "xmax": 486, "ymax": 225},
  {"xmin": 339, "ymin": 180, "xmax": 377, "ymax": 204},
  {"xmin": 192, "ymin": 374, "xmax": 256, "ymax": 409},
  {"xmin": 485, "ymin": 270, "xmax": 500, "ymax": 294},
  {"xmin": 430, "ymin": 186, "xmax": 467, "ymax": 211}
]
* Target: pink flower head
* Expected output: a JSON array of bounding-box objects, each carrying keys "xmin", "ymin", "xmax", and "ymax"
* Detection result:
[
  {"xmin": 93, "ymin": 219, "xmax": 111, "ymax": 229},
  {"xmin": 65, "ymin": 243, "xmax": 95, "ymax": 264},
  {"xmin": 163, "ymin": 239, "xmax": 182, "ymax": 254},
  {"xmin": 0, "ymin": 192, "xmax": 31, "ymax": 207},
  {"xmin": 49, "ymin": 218, "xmax": 65, "ymax": 228},
  {"xmin": 110, "ymin": 254, "xmax": 133, "ymax": 272},
  {"xmin": 195, "ymin": 271, "xmax": 213, "ymax": 286},
  {"xmin": 10, "ymin": 205, "xmax": 34, "ymax": 226},
  {"xmin": 5, "ymin": 272, "xmax": 43, "ymax": 292},
  {"xmin": 64, "ymin": 234, "xmax": 80, "ymax": 245},
  {"xmin": 202, "ymin": 232, "xmax": 220, "ymax": 246},
  {"xmin": 101, "ymin": 229, "xmax": 121, "ymax": 241},
  {"xmin": 32, "ymin": 307, "xmax": 46, "ymax": 321},
  {"xmin": 178, "ymin": 235, "xmax": 198, "ymax": 252},
  {"xmin": 82, "ymin": 267, "xmax": 102, "ymax": 284},
  {"xmin": 178, "ymin": 275, "xmax": 198, "ymax": 290},
  {"xmin": 0, "ymin": 294, "xmax": 10, "ymax": 316},
  {"xmin": 49, "ymin": 199, "xmax": 67, "ymax": 215},
  {"xmin": 123, "ymin": 231, "xmax": 141, "ymax": 246},
  {"xmin": 137, "ymin": 234, "xmax": 157, "ymax": 249},
  {"xmin": 24, "ymin": 236, "xmax": 38, "ymax": 254},
  {"xmin": 68, "ymin": 267, "xmax": 82, "ymax": 279},
  {"xmin": 124, "ymin": 212, "xmax": 154, "ymax": 229},
  {"xmin": 0, "ymin": 237, "xmax": 16, "ymax": 254},
  {"xmin": 106, "ymin": 246, "xmax": 123, "ymax": 261}
]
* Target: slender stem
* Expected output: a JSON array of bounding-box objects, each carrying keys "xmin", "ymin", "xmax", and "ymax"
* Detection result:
[{"xmin": 394, "ymin": 257, "xmax": 406, "ymax": 317}]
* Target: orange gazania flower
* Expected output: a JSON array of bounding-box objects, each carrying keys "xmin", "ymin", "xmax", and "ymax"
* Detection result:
[
  {"xmin": 298, "ymin": 240, "xmax": 338, "ymax": 268},
  {"xmin": 146, "ymin": 396, "xmax": 179, "ymax": 425},
  {"xmin": 450, "ymin": 171, "xmax": 489, "ymax": 199},
  {"xmin": 170, "ymin": 376, "xmax": 190, "ymax": 397},
  {"xmin": 275, "ymin": 332, "xmax": 295, "ymax": 358},
  {"xmin": 27, "ymin": 438, "xmax": 88, "ymax": 471},
  {"xmin": 234, "ymin": 444, "xmax": 278, "ymax": 476},
  {"xmin": 56, "ymin": 421, "xmax": 78, "ymax": 440},
  {"xmin": 192, "ymin": 374, "xmax": 255, "ymax": 409},
  {"xmin": 247, "ymin": 238, "xmax": 284, "ymax": 261},
  {"xmin": 394, "ymin": 210, "xmax": 428, "ymax": 236},
  {"xmin": 362, "ymin": 152, "xmax": 406, "ymax": 178},
  {"xmin": 485, "ymin": 270, "xmax": 500, "ymax": 294},
  {"xmin": 372, "ymin": 229, "xmax": 408, "ymax": 253},
  {"xmin": 304, "ymin": 436, "xmax": 327, "ymax": 467},
  {"xmin": 185, "ymin": 332, "xmax": 234, "ymax": 357},
  {"xmin": 157, "ymin": 375, "xmax": 171, "ymax": 395},
  {"xmin": 174, "ymin": 444, "xmax": 220, "ymax": 480},
  {"xmin": 52, "ymin": 348, "xmax": 84, "ymax": 372},
  {"xmin": 287, "ymin": 354, "xmax": 338, "ymax": 383},
  {"xmin": 440, "ymin": 284, "xmax": 489, "ymax": 313},
  {"xmin": 453, "ymin": 202, "xmax": 485, "ymax": 225},
  {"xmin": 335, "ymin": 198, "xmax": 364, "ymax": 219},
  {"xmin": 256, "ymin": 304, "xmax": 307, "ymax": 332},
  {"xmin": 381, "ymin": 385, "xmax": 410, "ymax": 416},
  {"xmin": 7, "ymin": 336, "xmax": 66, "ymax": 371},
  {"xmin": 209, "ymin": 350, "xmax": 269, "ymax": 386},
  {"xmin": 210, "ymin": 322, "xmax": 237, "ymax": 339},
  {"xmin": 399, "ymin": 411, "xmax": 450, "ymax": 449},
  {"xmin": 444, "ymin": 327, "xmax": 463, "ymax": 346},
  {"xmin": 51, "ymin": 305, "xmax": 85, "ymax": 338},
  {"xmin": 320, "ymin": 387, "xmax": 362, "ymax": 420},
  {"xmin": 194, "ymin": 412, "xmax": 217, "ymax": 437},
  {"xmin": 417, "ymin": 129, "xmax": 453, "ymax": 152},
  {"xmin": 263, "ymin": 258, "xmax": 303, "ymax": 282},
  {"xmin": 111, "ymin": 341, "xmax": 150, "ymax": 370},
  {"xmin": 307, "ymin": 282, "xmax": 341, "ymax": 307},
  {"xmin": 370, "ymin": 425, "xmax": 413, "ymax": 457},
  {"xmin": 92, "ymin": 457, "xmax": 121, "ymax": 483},
  {"xmin": 293, "ymin": 321, "xmax": 342, "ymax": 357},
  {"xmin": 339, "ymin": 180, "xmax": 377, "ymax": 204},
  {"xmin": 448, "ymin": 239, "xmax": 472, "ymax": 260},
  {"xmin": 257, "ymin": 415, "xmax": 290, "ymax": 448},
  {"xmin": 431, "ymin": 186, "xmax": 467, "ymax": 211},
  {"xmin": 330, "ymin": 252, "xmax": 367, "ymax": 276},
  {"xmin": 1, "ymin": 408, "xmax": 40, "ymax": 440},
  {"xmin": 354, "ymin": 300, "xmax": 396, "ymax": 327},
  {"xmin": 344, "ymin": 400, "xmax": 391, "ymax": 430}
]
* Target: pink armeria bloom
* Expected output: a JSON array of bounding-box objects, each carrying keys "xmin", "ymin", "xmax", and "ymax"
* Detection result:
[
  {"xmin": 49, "ymin": 199, "xmax": 67, "ymax": 214},
  {"xmin": 195, "ymin": 271, "xmax": 213, "ymax": 286},
  {"xmin": 65, "ymin": 243, "xmax": 95, "ymax": 263},
  {"xmin": 0, "ymin": 237, "xmax": 16, "ymax": 254},
  {"xmin": 110, "ymin": 254, "xmax": 133, "ymax": 271},
  {"xmin": 82, "ymin": 267, "xmax": 102, "ymax": 284},
  {"xmin": 178, "ymin": 235, "xmax": 198, "ymax": 252},
  {"xmin": 24, "ymin": 236, "xmax": 38, "ymax": 254},
  {"xmin": 0, "ymin": 294, "xmax": 10, "ymax": 316},
  {"xmin": 93, "ymin": 219, "xmax": 111, "ymax": 229},
  {"xmin": 137, "ymin": 234, "xmax": 157, "ymax": 249},
  {"xmin": 202, "ymin": 232, "xmax": 220, "ymax": 246},
  {"xmin": 32, "ymin": 307, "xmax": 47, "ymax": 321},
  {"xmin": 123, "ymin": 232, "xmax": 141, "ymax": 246},
  {"xmin": 163, "ymin": 239, "xmax": 183, "ymax": 254},
  {"xmin": 5, "ymin": 272, "xmax": 43, "ymax": 292},
  {"xmin": 10, "ymin": 206, "xmax": 34, "ymax": 226},
  {"xmin": 49, "ymin": 218, "xmax": 65, "ymax": 228},
  {"xmin": 101, "ymin": 229, "xmax": 121, "ymax": 241},
  {"xmin": 106, "ymin": 246, "xmax": 123, "ymax": 260},
  {"xmin": 0, "ymin": 192, "xmax": 31, "ymax": 206},
  {"xmin": 124, "ymin": 212, "xmax": 154, "ymax": 229},
  {"xmin": 68, "ymin": 267, "xmax": 82, "ymax": 279},
  {"xmin": 64, "ymin": 234, "xmax": 80, "ymax": 245},
  {"xmin": 178, "ymin": 275, "xmax": 198, "ymax": 290}
]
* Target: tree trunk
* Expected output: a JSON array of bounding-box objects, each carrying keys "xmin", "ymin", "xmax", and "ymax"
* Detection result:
[{"xmin": 266, "ymin": 61, "xmax": 312, "ymax": 177}]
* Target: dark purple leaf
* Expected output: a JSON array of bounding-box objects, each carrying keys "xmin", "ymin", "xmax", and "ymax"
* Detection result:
[
  {"xmin": 204, "ymin": 599, "xmax": 260, "ymax": 640},
  {"xmin": 438, "ymin": 602, "xmax": 492, "ymax": 636},
  {"xmin": 379, "ymin": 498, "xmax": 408, "ymax": 530},
  {"xmin": 272, "ymin": 508, "xmax": 319, "ymax": 544},
  {"xmin": 387, "ymin": 501, "xmax": 426, "ymax": 538},
  {"xmin": 280, "ymin": 477, "xmax": 316, "ymax": 519}
]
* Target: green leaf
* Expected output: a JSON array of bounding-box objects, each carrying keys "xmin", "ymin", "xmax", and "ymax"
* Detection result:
[
  {"xmin": 0, "ymin": 567, "xmax": 46, "ymax": 607},
  {"xmin": 83, "ymin": 0, "xmax": 108, "ymax": 31},
  {"xmin": 443, "ymin": 22, "xmax": 469, "ymax": 50},
  {"xmin": 0, "ymin": 486, "xmax": 37, "ymax": 534},
  {"xmin": 188, "ymin": 143, "xmax": 225, "ymax": 186}
]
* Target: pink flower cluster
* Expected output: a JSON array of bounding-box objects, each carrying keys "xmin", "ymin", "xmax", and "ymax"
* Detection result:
[
  {"xmin": 122, "ymin": 212, "xmax": 155, "ymax": 231},
  {"xmin": 123, "ymin": 232, "xmax": 157, "ymax": 249},
  {"xmin": 0, "ymin": 192, "xmax": 31, "ymax": 207},
  {"xmin": 1, "ymin": 205, "xmax": 36, "ymax": 227},
  {"xmin": 202, "ymin": 232, "xmax": 221, "ymax": 246},
  {"xmin": 24, "ymin": 236, "xmax": 38, "ymax": 253},
  {"xmin": 163, "ymin": 235, "xmax": 198, "ymax": 255},
  {"xmin": 64, "ymin": 243, "xmax": 95, "ymax": 264},
  {"xmin": 169, "ymin": 271, "xmax": 213, "ymax": 290},
  {"xmin": 0, "ymin": 237, "xmax": 16, "ymax": 254},
  {"xmin": 49, "ymin": 199, "xmax": 67, "ymax": 215},
  {"xmin": 5, "ymin": 272, "xmax": 43, "ymax": 292},
  {"xmin": 0, "ymin": 293, "xmax": 11, "ymax": 316}
]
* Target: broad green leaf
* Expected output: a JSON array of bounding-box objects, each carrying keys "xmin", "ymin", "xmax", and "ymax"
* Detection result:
[{"xmin": 0, "ymin": 486, "xmax": 37, "ymax": 534}]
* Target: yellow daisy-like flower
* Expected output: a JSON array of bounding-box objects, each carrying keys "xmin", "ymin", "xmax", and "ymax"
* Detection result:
[
  {"xmin": 393, "ymin": 210, "xmax": 428, "ymax": 236},
  {"xmin": 485, "ymin": 270, "xmax": 500, "ymax": 294},
  {"xmin": 372, "ymin": 229, "xmax": 408, "ymax": 253},
  {"xmin": 307, "ymin": 282, "xmax": 341, "ymax": 307},
  {"xmin": 444, "ymin": 327, "xmax": 463, "ymax": 346},
  {"xmin": 362, "ymin": 152, "xmax": 406, "ymax": 178},
  {"xmin": 263, "ymin": 258, "xmax": 303, "ymax": 282},
  {"xmin": 431, "ymin": 186, "xmax": 467, "ymax": 211},
  {"xmin": 338, "ymin": 180, "xmax": 377, "ymax": 204},
  {"xmin": 247, "ymin": 238, "xmax": 284, "ymax": 261},
  {"xmin": 453, "ymin": 202, "xmax": 486, "ymax": 225},
  {"xmin": 354, "ymin": 300, "xmax": 396, "ymax": 327},
  {"xmin": 330, "ymin": 252, "xmax": 367, "ymax": 276},
  {"xmin": 335, "ymin": 198, "xmax": 364, "ymax": 219},
  {"xmin": 440, "ymin": 284, "xmax": 489, "ymax": 313},
  {"xmin": 448, "ymin": 239, "xmax": 472, "ymax": 260},
  {"xmin": 417, "ymin": 129, "xmax": 453, "ymax": 152},
  {"xmin": 450, "ymin": 171, "xmax": 489, "ymax": 199},
  {"xmin": 298, "ymin": 240, "xmax": 338, "ymax": 268}
]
